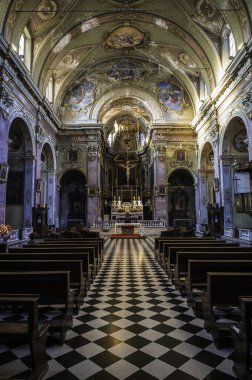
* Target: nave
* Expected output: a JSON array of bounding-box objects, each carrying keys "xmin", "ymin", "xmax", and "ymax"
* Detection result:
[{"xmin": 0, "ymin": 238, "xmax": 235, "ymax": 380}]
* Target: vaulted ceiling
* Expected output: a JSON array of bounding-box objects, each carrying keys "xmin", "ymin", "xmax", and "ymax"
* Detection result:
[{"xmin": 1, "ymin": 0, "xmax": 251, "ymax": 134}]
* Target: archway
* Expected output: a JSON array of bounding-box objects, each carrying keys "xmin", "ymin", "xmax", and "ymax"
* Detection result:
[
  {"xmin": 6, "ymin": 118, "xmax": 34, "ymax": 229},
  {"xmin": 221, "ymin": 116, "xmax": 251, "ymax": 230},
  {"xmin": 168, "ymin": 169, "xmax": 195, "ymax": 228},
  {"xmin": 59, "ymin": 170, "xmax": 87, "ymax": 228}
]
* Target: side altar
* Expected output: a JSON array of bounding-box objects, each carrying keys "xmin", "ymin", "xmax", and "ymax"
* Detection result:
[{"xmin": 111, "ymin": 196, "xmax": 143, "ymax": 222}]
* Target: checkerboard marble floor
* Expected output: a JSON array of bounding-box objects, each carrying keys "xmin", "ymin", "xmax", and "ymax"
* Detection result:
[{"xmin": 0, "ymin": 237, "xmax": 236, "ymax": 380}]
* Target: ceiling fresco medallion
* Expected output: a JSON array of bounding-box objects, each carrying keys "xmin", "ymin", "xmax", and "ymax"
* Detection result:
[
  {"xmin": 62, "ymin": 81, "xmax": 96, "ymax": 115},
  {"xmin": 106, "ymin": 59, "xmax": 145, "ymax": 82},
  {"xmin": 157, "ymin": 81, "xmax": 184, "ymax": 112},
  {"xmin": 104, "ymin": 26, "xmax": 149, "ymax": 49},
  {"xmin": 109, "ymin": 0, "xmax": 144, "ymax": 6},
  {"xmin": 37, "ymin": 0, "xmax": 58, "ymax": 20}
]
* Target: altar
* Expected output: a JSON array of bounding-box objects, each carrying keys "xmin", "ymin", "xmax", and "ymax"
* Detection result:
[
  {"xmin": 114, "ymin": 223, "xmax": 141, "ymax": 235},
  {"xmin": 111, "ymin": 196, "xmax": 143, "ymax": 222}
]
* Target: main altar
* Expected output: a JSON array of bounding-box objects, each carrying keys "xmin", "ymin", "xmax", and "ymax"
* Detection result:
[{"xmin": 111, "ymin": 196, "xmax": 143, "ymax": 222}]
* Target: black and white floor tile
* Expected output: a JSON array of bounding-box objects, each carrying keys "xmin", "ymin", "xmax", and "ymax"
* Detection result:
[{"xmin": 0, "ymin": 237, "xmax": 236, "ymax": 379}]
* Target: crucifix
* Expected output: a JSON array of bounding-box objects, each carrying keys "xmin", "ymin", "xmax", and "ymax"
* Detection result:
[{"xmin": 118, "ymin": 159, "xmax": 138, "ymax": 186}]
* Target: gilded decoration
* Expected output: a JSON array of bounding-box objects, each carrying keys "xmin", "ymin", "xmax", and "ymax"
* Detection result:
[
  {"xmin": 104, "ymin": 26, "xmax": 148, "ymax": 50},
  {"xmin": 106, "ymin": 59, "xmax": 145, "ymax": 82},
  {"xmin": 62, "ymin": 81, "xmax": 96, "ymax": 115},
  {"xmin": 157, "ymin": 81, "xmax": 184, "ymax": 112},
  {"xmin": 37, "ymin": 0, "xmax": 58, "ymax": 20}
]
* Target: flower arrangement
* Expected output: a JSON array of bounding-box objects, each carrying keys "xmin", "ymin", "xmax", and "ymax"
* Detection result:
[{"xmin": 0, "ymin": 224, "xmax": 12, "ymax": 241}]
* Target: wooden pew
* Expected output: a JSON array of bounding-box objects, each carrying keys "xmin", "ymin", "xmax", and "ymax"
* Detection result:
[
  {"xmin": 173, "ymin": 249, "xmax": 252, "ymax": 290},
  {"xmin": 166, "ymin": 243, "xmax": 241, "ymax": 277},
  {"xmin": 45, "ymin": 237, "xmax": 104, "ymax": 260},
  {"xmin": 0, "ymin": 260, "xmax": 84, "ymax": 313},
  {"xmin": 230, "ymin": 296, "xmax": 252, "ymax": 380},
  {"xmin": 0, "ymin": 271, "xmax": 73, "ymax": 344},
  {"xmin": 31, "ymin": 241, "xmax": 102, "ymax": 270},
  {"xmin": 155, "ymin": 236, "xmax": 215, "ymax": 258},
  {"xmin": 202, "ymin": 272, "xmax": 252, "ymax": 347},
  {"xmin": 9, "ymin": 247, "xmax": 93, "ymax": 288},
  {"xmin": 0, "ymin": 294, "xmax": 49, "ymax": 380},
  {"xmin": 185, "ymin": 260, "xmax": 252, "ymax": 317}
]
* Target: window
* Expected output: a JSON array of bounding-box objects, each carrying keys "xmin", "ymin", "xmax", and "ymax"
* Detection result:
[
  {"xmin": 229, "ymin": 32, "xmax": 236, "ymax": 57},
  {"xmin": 18, "ymin": 34, "xmax": 25, "ymax": 61},
  {"xmin": 46, "ymin": 77, "xmax": 54, "ymax": 103},
  {"xmin": 18, "ymin": 27, "xmax": 31, "ymax": 71}
]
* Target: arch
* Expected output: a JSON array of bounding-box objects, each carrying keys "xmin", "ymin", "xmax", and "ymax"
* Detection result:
[
  {"xmin": 58, "ymin": 169, "xmax": 87, "ymax": 228},
  {"xmin": 7, "ymin": 113, "xmax": 35, "ymax": 156},
  {"xmin": 167, "ymin": 168, "xmax": 196, "ymax": 228},
  {"xmin": 6, "ymin": 117, "xmax": 36, "ymax": 229},
  {"xmin": 220, "ymin": 111, "xmax": 250, "ymax": 156},
  {"xmin": 41, "ymin": 140, "xmax": 57, "ymax": 171},
  {"xmin": 91, "ymin": 86, "xmax": 165, "ymax": 123}
]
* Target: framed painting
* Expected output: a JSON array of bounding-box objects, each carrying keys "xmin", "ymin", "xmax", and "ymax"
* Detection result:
[{"xmin": 0, "ymin": 163, "xmax": 9, "ymax": 183}]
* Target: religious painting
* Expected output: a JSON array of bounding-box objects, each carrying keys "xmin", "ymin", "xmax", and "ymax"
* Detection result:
[
  {"xmin": 158, "ymin": 81, "xmax": 184, "ymax": 111},
  {"xmin": 62, "ymin": 81, "xmax": 96, "ymax": 115},
  {"xmin": 0, "ymin": 163, "xmax": 9, "ymax": 184},
  {"xmin": 106, "ymin": 59, "xmax": 145, "ymax": 82},
  {"xmin": 233, "ymin": 129, "xmax": 248, "ymax": 152},
  {"xmin": 176, "ymin": 149, "xmax": 186, "ymax": 162},
  {"xmin": 104, "ymin": 26, "xmax": 148, "ymax": 50}
]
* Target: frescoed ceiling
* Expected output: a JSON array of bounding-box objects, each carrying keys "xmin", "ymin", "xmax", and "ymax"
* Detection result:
[{"xmin": 0, "ymin": 0, "xmax": 251, "ymax": 132}]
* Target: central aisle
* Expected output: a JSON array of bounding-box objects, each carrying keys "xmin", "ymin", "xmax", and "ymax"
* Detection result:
[{"xmin": 47, "ymin": 237, "xmax": 234, "ymax": 380}]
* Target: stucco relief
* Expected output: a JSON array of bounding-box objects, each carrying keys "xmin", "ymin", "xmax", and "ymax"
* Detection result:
[
  {"xmin": 62, "ymin": 143, "xmax": 83, "ymax": 169},
  {"xmin": 87, "ymin": 145, "xmax": 100, "ymax": 161},
  {"xmin": 153, "ymin": 144, "xmax": 167, "ymax": 161},
  {"xmin": 37, "ymin": 0, "xmax": 58, "ymax": 20},
  {"xmin": 0, "ymin": 80, "xmax": 14, "ymax": 119}
]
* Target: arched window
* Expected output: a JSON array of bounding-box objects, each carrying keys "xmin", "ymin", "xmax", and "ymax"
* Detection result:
[
  {"xmin": 46, "ymin": 77, "xmax": 54, "ymax": 104},
  {"xmin": 18, "ymin": 27, "xmax": 31, "ymax": 71},
  {"xmin": 229, "ymin": 31, "xmax": 236, "ymax": 57}
]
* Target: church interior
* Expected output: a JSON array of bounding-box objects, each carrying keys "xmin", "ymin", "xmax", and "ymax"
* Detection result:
[{"xmin": 1, "ymin": 0, "xmax": 252, "ymax": 379}]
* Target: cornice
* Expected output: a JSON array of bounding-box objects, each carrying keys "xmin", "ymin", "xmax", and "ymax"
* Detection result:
[
  {"xmin": 0, "ymin": 34, "xmax": 61, "ymax": 131},
  {"xmin": 191, "ymin": 39, "xmax": 252, "ymax": 131}
]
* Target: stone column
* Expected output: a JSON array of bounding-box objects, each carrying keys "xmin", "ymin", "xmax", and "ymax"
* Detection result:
[
  {"xmin": 87, "ymin": 144, "xmax": 101, "ymax": 223},
  {"xmin": 47, "ymin": 169, "xmax": 56, "ymax": 226},
  {"xmin": 0, "ymin": 79, "xmax": 14, "ymax": 224},
  {"xmin": 23, "ymin": 156, "xmax": 36, "ymax": 227},
  {"xmin": 198, "ymin": 170, "xmax": 208, "ymax": 225},
  {"xmin": 0, "ymin": 111, "xmax": 9, "ymax": 224},
  {"xmin": 219, "ymin": 156, "xmax": 233, "ymax": 229},
  {"xmin": 153, "ymin": 144, "xmax": 167, "ymax": 221}
]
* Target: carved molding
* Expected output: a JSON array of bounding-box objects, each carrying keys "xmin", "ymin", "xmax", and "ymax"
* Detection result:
[{"xmin": 170, "ymin": 161, "xmax": 193, "ymax": 168}]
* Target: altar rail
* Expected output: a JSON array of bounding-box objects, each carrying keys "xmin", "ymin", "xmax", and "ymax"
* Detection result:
[{"xmin": 90, "ymin": 220, "xmax": 166, "ymax": 228}]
